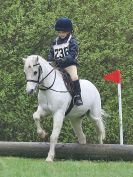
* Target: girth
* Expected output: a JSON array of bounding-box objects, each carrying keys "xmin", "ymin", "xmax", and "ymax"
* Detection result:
[{"xmin": 65, "ymin": 98, "xmax": 74, "ymax": 116}]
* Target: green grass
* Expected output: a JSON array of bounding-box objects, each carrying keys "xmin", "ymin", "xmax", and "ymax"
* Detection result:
[{"xmin": 0, "ymin": 157, "xmax": 132, "ymax": 177}]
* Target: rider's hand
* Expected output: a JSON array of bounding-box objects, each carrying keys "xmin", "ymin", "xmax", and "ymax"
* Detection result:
[{"xmin": 58, "ymin": 57, "xmax": 66, "ymax": 62}]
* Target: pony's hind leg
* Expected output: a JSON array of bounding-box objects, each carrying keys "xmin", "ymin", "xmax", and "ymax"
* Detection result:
[
  {"xmin": 70, "ymin": 117, "xmax": 86, "ymax": 144},
  {"xmin": 33, "ymin": 106, "xmax": 47, "ymax": 139},
  {"xmin": 89, "ymin": 108, "xmax": 105, "ymax": 144}
]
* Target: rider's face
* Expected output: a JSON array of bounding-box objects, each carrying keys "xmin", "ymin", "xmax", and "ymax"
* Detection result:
[{"xmin": 58, "ymin": 31, "xmax": 69, "ymax": 39}]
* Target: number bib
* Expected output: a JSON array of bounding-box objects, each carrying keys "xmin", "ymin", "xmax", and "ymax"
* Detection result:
[{"xmin": 53, "ymin": 35, "xmax": 72, "ymax": 60}]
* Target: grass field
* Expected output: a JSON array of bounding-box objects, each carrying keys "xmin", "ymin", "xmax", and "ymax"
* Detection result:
[{"xmin": 0, "ymin": 157, "xmax": 132, "ymax": 177}]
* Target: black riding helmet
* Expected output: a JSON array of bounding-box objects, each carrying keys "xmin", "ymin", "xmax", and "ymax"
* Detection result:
[{"xmin": 55, "ymin": 17, "xmax": 73, "ymax": 32}]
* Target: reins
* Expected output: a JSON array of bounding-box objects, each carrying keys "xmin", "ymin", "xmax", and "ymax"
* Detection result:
[
  {"xmin": 39, "ymin": 70, "xmax": 56, "ymax": 91},
  {"xmin": 39, "ymin": 69, "xmax": 70, "ymax": 93}
]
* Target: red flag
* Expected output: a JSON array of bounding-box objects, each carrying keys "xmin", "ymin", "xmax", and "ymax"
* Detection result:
[{"xmin": 103, "ymin": 70, "xmax": 121, "ymax": 84}]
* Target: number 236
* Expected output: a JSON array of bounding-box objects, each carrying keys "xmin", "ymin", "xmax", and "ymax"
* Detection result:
[{"xmin": 54, "ymin": 47, "xmax": 69, "ymax": 59}]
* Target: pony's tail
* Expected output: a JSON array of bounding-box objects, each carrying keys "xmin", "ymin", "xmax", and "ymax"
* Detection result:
[
  {"xmin": 101, "ymin": 109, "xmax": 109, "ymax": 118},
  {"xmin": 101, "ymin": 109, "xmax": 109, "ymax": 132}
]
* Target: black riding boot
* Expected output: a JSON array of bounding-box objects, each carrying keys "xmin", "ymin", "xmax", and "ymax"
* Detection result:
[{"xmin": 73, "ymin": 80, "xmax": 83, "ymax": 106}]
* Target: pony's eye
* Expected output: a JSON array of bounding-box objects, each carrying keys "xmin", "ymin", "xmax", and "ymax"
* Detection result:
[{"xmin": 34, "ymin": 71, "xmax": 38, "ymax": 75}]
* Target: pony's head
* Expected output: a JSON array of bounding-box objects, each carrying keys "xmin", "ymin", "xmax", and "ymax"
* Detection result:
[{"xmin": 23, "ymin": 55, "xmax": 42, "ymax": 94}]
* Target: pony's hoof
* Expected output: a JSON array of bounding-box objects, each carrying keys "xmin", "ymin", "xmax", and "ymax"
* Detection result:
[
  {"xmin": 78, "ymin": 137, "xmax": 86, "ymax": 144},
  {"xmin": 45, "ymin": 158, "xmax": 53, "ymax": 162},
  {"xmin": 38, "ymin": 130, "xmax": 47, "ymax": 139},
  {"xmin": 79, "ymin": 141, "xmax": 86, "ymax": 144}
]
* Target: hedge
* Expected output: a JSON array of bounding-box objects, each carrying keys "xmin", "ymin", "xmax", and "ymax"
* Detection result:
[{"xmin": 0, "ymin": 0, "xmax": 132, "ymax": 144}]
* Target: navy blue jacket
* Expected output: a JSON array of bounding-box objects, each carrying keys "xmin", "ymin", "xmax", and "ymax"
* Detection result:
[{"xmin": 48, "ymin": 34, "xmax": 78, "ymax": 68}]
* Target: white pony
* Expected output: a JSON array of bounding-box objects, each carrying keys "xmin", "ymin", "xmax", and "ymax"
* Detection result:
[{"xmin": 23, "ymin": 55, "xmax": 105, "ymax": 162}]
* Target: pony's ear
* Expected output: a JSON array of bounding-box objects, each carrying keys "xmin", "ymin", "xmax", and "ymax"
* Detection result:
[{"xmin": 22, "ymin": 58, "xmax": 26, "ymax": 63}]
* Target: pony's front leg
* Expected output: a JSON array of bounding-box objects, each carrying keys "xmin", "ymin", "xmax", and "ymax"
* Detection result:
[
  {"xmin": 46, "ymin": 111, "xmax": 64, "ymax": 162},
  {"xmin": 33, "ymin": 106, "xmax": 47, "ymax": 139}
]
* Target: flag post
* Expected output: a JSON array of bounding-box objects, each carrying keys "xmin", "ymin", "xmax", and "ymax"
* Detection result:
[
  {"xmin": 103, "ymin": 70, "xmax": 123, "ymax": 145},
  {"xmin": 118, "ymin": 83, "xmax": 123, "ymax": 145}
]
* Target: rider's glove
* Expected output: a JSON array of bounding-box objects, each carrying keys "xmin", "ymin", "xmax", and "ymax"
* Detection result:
[{"xmin": 58, "ymin": 57, "xmax": 66, "ymax": 62}]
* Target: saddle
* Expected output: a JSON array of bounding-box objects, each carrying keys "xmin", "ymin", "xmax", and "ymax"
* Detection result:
[
  {"xmin": 59, "ymin": 68, "xmax": 74, "ymax": 97},
  {"xmin": 58, "ymin": 69, "xmax": 75, "ymax": 116}
]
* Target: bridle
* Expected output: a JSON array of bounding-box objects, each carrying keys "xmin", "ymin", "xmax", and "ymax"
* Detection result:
[
  {"xmin": 26, "ymin": 63, "xmax": 43, "ymax": 84},
  {"xmin": 26, "ymin": 63, "xmax": 69, "ymax": 92},
  {"xmin": 26, "ymin": 63, "xmax": 56, "ymax": 91}
]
